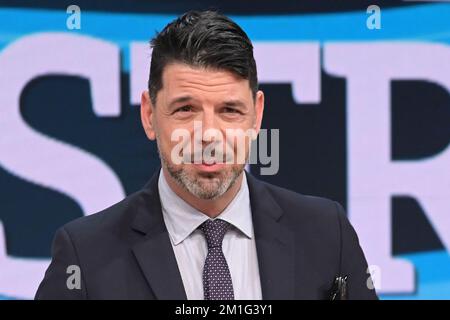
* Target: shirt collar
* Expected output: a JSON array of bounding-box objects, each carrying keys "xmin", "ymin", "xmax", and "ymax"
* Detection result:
[{"xmin": 158, "ymin": 170, "xmax": 254, "ymax": 246}]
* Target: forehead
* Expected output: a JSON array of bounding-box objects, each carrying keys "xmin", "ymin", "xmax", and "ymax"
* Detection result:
[{"xmin": 160, "ymin": 63, "xmax": 251, "ymax": 100}]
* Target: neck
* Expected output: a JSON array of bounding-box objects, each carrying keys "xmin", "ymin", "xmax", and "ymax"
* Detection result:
[{"xmin": 162, "ymin": 168, "xmax": 243, "ymax": 218}]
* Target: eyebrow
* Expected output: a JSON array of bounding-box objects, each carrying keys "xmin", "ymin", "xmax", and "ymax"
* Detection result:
[
  {"xmin": 168, "ymin": 95, "xmax": 194, "ymax": 109},
  {"xmin": 222, "ymin": 99, "xmax": 247, "ymax": 109},
  {"xmin": 167, "ymin": 96, "xmax": 247, "ymax": 109}
]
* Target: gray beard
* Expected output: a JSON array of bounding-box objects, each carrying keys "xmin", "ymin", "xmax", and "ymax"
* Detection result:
[{"xmin": 158, "ymin": 145, "xmax": 244, "ymax": 200}]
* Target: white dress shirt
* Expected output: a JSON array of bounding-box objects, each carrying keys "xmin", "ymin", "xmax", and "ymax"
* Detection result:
[{"xmin": 158, "ymin": 170, "xmax": 262, "ymax": 300}]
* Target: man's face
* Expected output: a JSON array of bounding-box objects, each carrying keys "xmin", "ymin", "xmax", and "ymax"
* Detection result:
[{"xmin": 141, "ymin": 62, "xmax": 264, "ymax": 200}]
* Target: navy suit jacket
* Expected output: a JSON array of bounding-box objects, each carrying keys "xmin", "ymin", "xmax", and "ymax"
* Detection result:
[{"xmin": 35, "ymin": 169, "xmax": 378, "ymax": 300}]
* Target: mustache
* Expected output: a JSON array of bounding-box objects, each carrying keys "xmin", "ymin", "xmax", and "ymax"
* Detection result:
[
  {"xmin": 182, "ymin": 151, "xmax": 234, "ymax": 163},
  {"xmin": 178, "ymin": 145, "xmax": 245, "ymax": 164}
]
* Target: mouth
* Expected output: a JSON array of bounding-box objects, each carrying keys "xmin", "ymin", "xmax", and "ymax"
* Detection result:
[{"xmin": 192, "ymin": 160, "xmax": 225, "ymax": 172}]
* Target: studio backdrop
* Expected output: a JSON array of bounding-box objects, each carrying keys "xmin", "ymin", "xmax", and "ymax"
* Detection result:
[{"xmin": 0, "ymin": 1, "xmax": 449, "ymax": 299}]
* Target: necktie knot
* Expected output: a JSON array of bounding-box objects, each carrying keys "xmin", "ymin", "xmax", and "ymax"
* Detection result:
[{"xmin": 199, "ymin": 219, "xmax": 230, "ymax": 249}]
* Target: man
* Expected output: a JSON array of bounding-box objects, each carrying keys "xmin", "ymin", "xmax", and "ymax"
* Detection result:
[{"xmin": 35, "ymin": 10, "xmax": 378, "ymax": 300}]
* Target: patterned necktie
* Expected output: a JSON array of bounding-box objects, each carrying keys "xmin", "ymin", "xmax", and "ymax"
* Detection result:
[{"xmin": 199, "ymin": 219, "xmax": 235, "ymax": 300}]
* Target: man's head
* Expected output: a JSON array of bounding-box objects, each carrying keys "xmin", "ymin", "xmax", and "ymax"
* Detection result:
[{"xmin": 141, "ymin": 10, "xmax": 264, "ymax": 200}]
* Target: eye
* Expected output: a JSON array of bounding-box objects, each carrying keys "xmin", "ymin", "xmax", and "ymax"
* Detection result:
[
  {"xmin": 223, "ymin": 107, "xmax": 240, "ymax": 114},
  {"xmin": 175, "ymin": 105, "xmax": 193, "ymax": 113}
]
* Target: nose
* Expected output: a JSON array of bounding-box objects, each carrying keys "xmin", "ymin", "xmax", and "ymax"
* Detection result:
[{"xmin": 200, "ymin": 108, "xmax": 221, "ymax": 143}]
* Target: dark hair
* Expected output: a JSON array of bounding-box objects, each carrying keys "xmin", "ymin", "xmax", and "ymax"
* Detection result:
[{"xmin": 148, "ymin": 10, "xmax": 258, "ymax": 105}]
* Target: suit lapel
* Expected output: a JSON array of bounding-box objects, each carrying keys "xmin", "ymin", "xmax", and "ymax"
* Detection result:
[
  {"xmin": 129, "ymin": 169, "xmax": 296, "ymax": 300},
  {"xmin": 246, "ymin": 172, "xmax": 296, "ymax": 299},
  {"xmin": 130, "ymin": 170, "xmax": 187, "ymax": 300}
]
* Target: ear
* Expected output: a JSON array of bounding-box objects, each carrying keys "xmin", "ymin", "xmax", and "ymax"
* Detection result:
[
  {"xmin": 253, "ymin": 90, "xmax": 265, "ymax": 138},
  {"xmin": 140, "ymin": 90, "xmax": 156, "ymax": 140}
]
